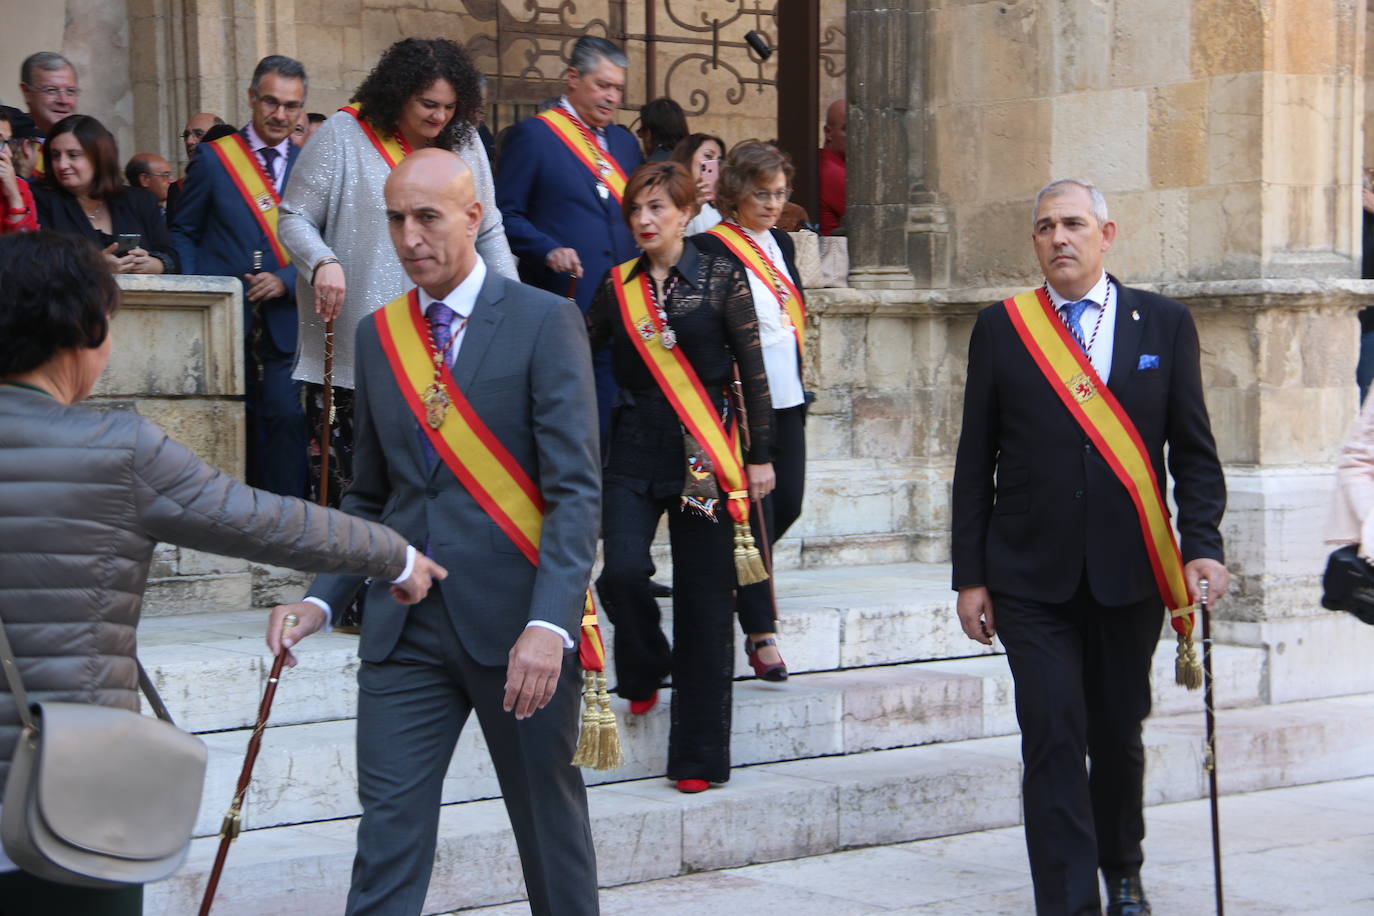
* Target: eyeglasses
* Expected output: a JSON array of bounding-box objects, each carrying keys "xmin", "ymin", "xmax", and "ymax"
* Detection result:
[
  {"xmin": 25, "ymin": 84, "xmax": 80, "ymax": 99},
  {"xmin": 148, "ymin": 171, "xmax": 174, "ymax": 180},
  {"xmin": 181, "ymin": 128, "xmax": 207, "ymax": 141},
  {"xmin": 750, "ymin": 189, "xmax": 792, "ymax": 204},
  {"xmin": 251, "ymin": 93, "xmax": 304, "ymax": 114}
]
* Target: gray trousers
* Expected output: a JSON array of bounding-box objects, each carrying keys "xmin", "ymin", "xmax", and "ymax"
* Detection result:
[{"xmin": 345, "ymin": 596, "xmax": 599, "ymax": 916}]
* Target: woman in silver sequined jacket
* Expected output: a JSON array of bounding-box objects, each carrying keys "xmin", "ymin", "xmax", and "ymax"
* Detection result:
[{"xmin": 280, "ymin": 38, "xmax": 517, "ymax": 391}]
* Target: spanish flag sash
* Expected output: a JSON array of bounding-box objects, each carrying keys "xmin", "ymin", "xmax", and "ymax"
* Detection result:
[
  {"xmin": 338, "ymin": 105, "xmax": 411, "ymax": 169},
  {"xmin": 536, "ymin": 108, "xmax": 627, "ymax": 204},
  {"xmin": 609, "ymin": 259, "xmax": 768, "ymax": 585},
  {"xmin": 707, "ymin": 222, "xmax": 806, "ymax": 356},
  {"xmin": 374, "ymin": 289, "xmax": 622, "ymax": 765},
  {"xmin": 205, "ymin": 134, "xmax": 290, "ymax": 267},
  {"xmin": 1003, "ymin": 287, "xmax": 1202, "ymax": 689}
]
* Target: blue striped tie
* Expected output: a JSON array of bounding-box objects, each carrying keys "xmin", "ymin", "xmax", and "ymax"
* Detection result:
[{"xmin": 1060, "ymin": 300, "xmax": 1091, "ymax": 352}]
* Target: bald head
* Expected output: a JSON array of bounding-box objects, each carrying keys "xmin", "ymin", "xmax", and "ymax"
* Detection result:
[
  {"xmin": 385, "ymin": 149, "xmax": 483, "ymax": 299},
  {"xmin": 824, "ymin": 99, "xmax": 846, "ymax": 157}
]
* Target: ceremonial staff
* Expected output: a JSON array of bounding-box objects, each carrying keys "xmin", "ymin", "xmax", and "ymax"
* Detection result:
[
  {"xmin": 1200, "ymin": 577, "xmax": 1224, "ymax": 914},
  {"xmin": 197, "ymin": 613, "xmax": 298, "ymax": 916},
  {"xmin": 318, "ymin": 319, "xmax": 335, "ymax": 505},
  {"xmin": 730, "ymin": 367, "xmax": 779, "ymax": 620}
]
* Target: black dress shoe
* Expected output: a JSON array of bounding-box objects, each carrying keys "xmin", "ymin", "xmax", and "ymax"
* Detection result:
[
  {"xmin": 649, "ymin": 579, "xmax": 673, "ymax": 598},
  {"xmin": 1105, "ymin": 875, "xmax": 1152, "ymax": 916}
]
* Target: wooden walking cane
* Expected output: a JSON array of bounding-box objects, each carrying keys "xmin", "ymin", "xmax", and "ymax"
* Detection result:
[
  {"xmin": 318, "ymin": 319, "xmax": 335, "ymax": 506},
  {"xmin": 1200, "ymin": 578, "xmax": 1225, "ymax": 914},
  {"xmin": 197, "ymin": 613, "xmax": 299, "ymax": 916}
]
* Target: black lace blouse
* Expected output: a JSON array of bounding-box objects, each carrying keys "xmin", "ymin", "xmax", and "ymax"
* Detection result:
[{"xmin": 587, "ymin": 240, "xmax": 773, "ymax": 493}]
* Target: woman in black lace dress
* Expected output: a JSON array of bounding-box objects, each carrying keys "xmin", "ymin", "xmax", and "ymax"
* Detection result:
[{"xmin": 588, "ymin": 161, "xmax": 773, "ymax": 793}]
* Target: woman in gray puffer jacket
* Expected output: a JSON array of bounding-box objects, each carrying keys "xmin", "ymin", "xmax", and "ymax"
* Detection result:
[{"xmin": 0, "ymin": 231, "xmax": 445, "ymax": 914}]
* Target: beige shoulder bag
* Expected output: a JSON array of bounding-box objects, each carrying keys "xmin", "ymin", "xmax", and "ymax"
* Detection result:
[{"xmin": 0, "ymin": 612, "xmax": 207, "ymax": 888}]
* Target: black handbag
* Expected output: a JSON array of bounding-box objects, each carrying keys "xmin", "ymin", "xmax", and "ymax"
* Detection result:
[{"xmin": 1321, "ymin": 545, "xmax": 1374, "ymax": 626}]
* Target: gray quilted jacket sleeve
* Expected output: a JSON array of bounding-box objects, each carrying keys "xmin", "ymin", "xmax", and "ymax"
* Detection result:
[{"xmin": 130, "ymin": 417, "xmax": 408, "ymax": 579}]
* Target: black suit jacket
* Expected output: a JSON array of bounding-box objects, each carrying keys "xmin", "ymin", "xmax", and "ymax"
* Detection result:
[
  {"xmin": 31, "ymin": 184, "xmax": 179, "ymax": 274},
  {"xmin": 691, "ymin": 226, "xmax": 805, "ymax": 303},
  {"xmin": 951, "ymin": 279, "xmax": 1226, "ymax": 607}
]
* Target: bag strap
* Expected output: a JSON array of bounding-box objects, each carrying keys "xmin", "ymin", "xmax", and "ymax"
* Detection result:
[{"xmin": 0, "ymin": 610, "xmax": 177, "ymax": 730}]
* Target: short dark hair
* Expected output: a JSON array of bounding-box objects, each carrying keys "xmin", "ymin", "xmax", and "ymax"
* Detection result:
[
  {"xmin": 714, "ymin": 140, "xmax": 795, "ymax": 220},
  {"xmin": 124, "ymin": 153, "xmax": 151, "ymax": 187},
  {"xmin": 307, "ymin": 111, "xmax": 327, "ymax": 125},
  {"xmin": 200, "ymin": 124, "xmax": 238, "ymax": 147},
  {"xmin": 621, "ymin": 161, "xmax": 698, "ymax": 224},
  {"xmin": 251, "ymin": 55, "xmax": 308, "ymax": 93},
  {"xmin": 0, "ymin": 231, "xmax": 120, "ymax": 377},
  {"xmin": 42, "ymin": 115, "xmax": 124, "ymax": 201},
  {"xmin": 639, "ymin": 98, "xmax": 687, "ymax": 152},
  {"xmin": 21, "ymin": 51, "xmax": 74, "ymax": 86},
  {"xmin": 670, "ymin": 133, "xmax": 727, "ymax": 169},
  {"xmin": 352, "ymin": 38, "xmax": 481, "ymax": 153}
]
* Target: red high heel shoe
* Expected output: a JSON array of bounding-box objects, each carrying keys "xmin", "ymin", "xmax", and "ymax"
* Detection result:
[
  {"xmin": 676, "ymin": 779, "xmax": 710, "ymax": 794},
  {"xmin": 628, "ymin": 692, "xmax": 658, "ymax": 715},
  {"xmin": 745, "ymin": 636, "xmax": 788, "ymax": 682}
]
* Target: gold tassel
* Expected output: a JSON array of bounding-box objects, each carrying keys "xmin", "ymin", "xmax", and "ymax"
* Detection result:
[
  {"xmin": 570, "ymin": 669, "xmax": 601, "ymax": 768},
  {"xmin": 734, "ymin": 521, "xmax": 769, "ymax": 585},
  {"xmin": 592, "ymin": 671, "xmax": 623, "ymax": 770},
  {"xmin": 1174, "ymin": 632, "xmax": 1203, "ymax": 690}
]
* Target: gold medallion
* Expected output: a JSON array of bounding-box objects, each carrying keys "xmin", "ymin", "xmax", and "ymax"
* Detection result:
[
  {"xmin": 423, "ymin": 383, "xmax": 449, "ymax": 429},
  {"xmin": 1068, "ymin": 373, "xmax": 1096, "ymax": 404}
]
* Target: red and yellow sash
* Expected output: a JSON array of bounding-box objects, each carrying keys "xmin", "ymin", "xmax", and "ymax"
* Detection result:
[
  {"xmin": 536, "ymin": 108, "xmax": 627, "ymax": 205},
  {"xmin": 373, "ymin": 290, "xmax": 609, "ymax": 674},
  {"xmin": 338, "ymin": 105, "xmax": 411, "ymax": 169},
  {"xmin": 205, "ymin": 134, "xmax": 290, "ymax": 266},
  {"xmin": 610, "ymin": 260, "xmax": 751, "ymax": 525},
  {"xmin": 1003, "ymin": 287, "xmax": 1201, "ymax": 683},
  {"xmin": 707, "ymin": 222, "xmax": 806, "ymax": 355}
]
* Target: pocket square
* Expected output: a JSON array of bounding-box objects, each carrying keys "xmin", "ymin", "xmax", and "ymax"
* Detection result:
[{"xmin": 1137, "ymin": 354, "xmax": 1160, "ymax": 370}]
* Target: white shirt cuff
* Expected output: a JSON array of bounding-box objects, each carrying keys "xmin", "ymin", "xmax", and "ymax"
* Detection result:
[
  {"xmin": 301, "ymin": 596, "xmax": 333, "ymax": 635},
  {"xmin": 392, "ymin": 545, "xmax": 417, "ymax": 584},
  {"xmin": 525, "ymin": 620, "xmax": 574, "ymax": 649}
]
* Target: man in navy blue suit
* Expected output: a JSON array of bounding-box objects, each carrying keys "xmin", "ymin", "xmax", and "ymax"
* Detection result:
[
  {"xmin": 496, "ymin": 35, "xmax": 643, "ymax": 437},
  {"xmin": 952, "ymin": 179, "xmax": 1229, "ymax": 916},
  {"xmin": 172, "ymin": 56, "xmax": 309, "ymax": 497}
]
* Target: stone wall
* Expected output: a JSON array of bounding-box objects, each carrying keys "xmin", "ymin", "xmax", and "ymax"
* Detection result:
[{"xmin": 920, "ymin": 0, "xmax": 1366, "ymax": 290}]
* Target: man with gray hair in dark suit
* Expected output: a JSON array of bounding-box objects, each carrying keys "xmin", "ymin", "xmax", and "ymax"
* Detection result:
[{"xmin": 269, "ymin": 148, "xmax": 602, "ymax": 915}]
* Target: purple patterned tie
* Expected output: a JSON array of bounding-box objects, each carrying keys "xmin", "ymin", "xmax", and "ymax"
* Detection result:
[{"xmin": 418, "ymin": 302, "xmax": 456, "ymax": 467}]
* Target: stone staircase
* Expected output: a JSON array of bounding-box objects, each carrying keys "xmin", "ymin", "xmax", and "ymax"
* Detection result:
[{"xmin": 136, "ymin": 562, "xmax": 1374, "ymax": 914}]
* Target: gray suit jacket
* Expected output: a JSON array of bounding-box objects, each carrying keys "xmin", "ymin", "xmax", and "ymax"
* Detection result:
[{"xmin": 307, "ymin": 270, "xmax": 602, "ymax": 666}]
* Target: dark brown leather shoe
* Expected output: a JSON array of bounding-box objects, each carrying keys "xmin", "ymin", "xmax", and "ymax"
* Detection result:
[{"xmin": 1105, "ymin": 875, "xmax": 1152, "ymax": 915}]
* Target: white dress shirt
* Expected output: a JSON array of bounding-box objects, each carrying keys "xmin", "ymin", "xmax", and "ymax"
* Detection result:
[
  {"xmin": 559, "ymin": 97, "xmax": 608, "ymax": 153},
  {"xmin": 1045, "ymin": 271, "xmax": 1116, "ymax": 384},
  {"xmin": 740, "ymin": 226, "xmax": 805, "ymax": 409},
  {"xmin": 244, "ymin": 122, "xmax": 291, "ymax": 192}
]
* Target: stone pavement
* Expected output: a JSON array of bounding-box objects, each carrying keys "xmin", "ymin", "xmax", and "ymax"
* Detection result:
[{"xmin": 456, "ymin": 778, "xmax": 1374, "ymax": 915}]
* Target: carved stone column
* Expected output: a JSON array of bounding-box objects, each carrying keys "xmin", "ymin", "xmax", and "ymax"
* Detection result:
[{"xmin": 846, "ymin": 0, "xmax": 949, "ymax": 289}]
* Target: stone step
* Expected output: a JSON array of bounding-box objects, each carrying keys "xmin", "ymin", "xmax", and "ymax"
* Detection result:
[
  {"xmin": 172, "ymin": 639, "xmax": 1266, "ymax": 837},
  {"xmin": 145, "ymin": 693, "xmax": 1374, "ymax": 916}
]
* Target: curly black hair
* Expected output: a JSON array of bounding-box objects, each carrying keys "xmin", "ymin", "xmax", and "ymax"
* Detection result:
[
  {"xmin": 0, "ymin": 231, "xmax": 120, "ymax": 377},
  {"xmin": 351, "ymin": 38, "xmax": 482, "ymax": 152}
]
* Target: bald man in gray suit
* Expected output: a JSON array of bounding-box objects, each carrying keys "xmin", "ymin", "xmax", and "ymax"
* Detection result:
[{"xmin": 271, "ymin": 149, "xmax": 601, "ymax": 915}]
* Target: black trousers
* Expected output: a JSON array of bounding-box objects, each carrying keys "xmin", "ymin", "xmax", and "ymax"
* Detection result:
[
  {"xmin": 596, "ymin": 479, "xmax": 737, "ymax": 783},
  {"xmin": 0, "ymin": 870, "xmax": 141, "ymax": 915},
  {"xmin": 244, "ymin": 340, "xmax": 308, "ymax": 498},
  {"xmin": 736, "ymin": 403, "xmax": 807, "ymax": 634},
  {"xmin": 993, "ymin": 577, "xmax": 1164, "ymax": 916},
  {"xmin": 347, "ymin": 597, "xmax": 597, "ymax": 916}
]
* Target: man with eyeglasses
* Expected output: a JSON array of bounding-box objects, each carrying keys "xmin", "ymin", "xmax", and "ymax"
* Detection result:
[
  {"xmin": 18, "ymin": 52, "xmax": 78, "ymax": 136},
  {"xmin": 171, "ymin": 55, "xmax": 310, "ymax": 498},
  {"xmin": 124, "ymin": 153, "xmax": 174, "ymax": 218}
]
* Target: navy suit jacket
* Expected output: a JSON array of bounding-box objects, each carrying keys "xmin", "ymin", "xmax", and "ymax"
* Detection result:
[
  {"xmin": 950, "ymin": 279, "xmax": 1226, "ymax": 607},
  {"xmin": 170, "ymin": 131, "xmax": 300, "ymax": 353},
  {"xmin": 496, "ymin": 113, "xmax": 643, "ymax": 314}
]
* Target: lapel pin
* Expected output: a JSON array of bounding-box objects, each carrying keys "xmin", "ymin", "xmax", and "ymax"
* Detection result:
[{"xmin": 1132, "ymin": 310, "xmax": 1140, "ymax": 321}]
